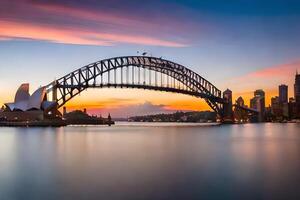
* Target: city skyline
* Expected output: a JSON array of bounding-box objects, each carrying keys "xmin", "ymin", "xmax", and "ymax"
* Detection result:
[{"xmin": 1, "ymin": 0, "xmax": 300, "ymax": 117}]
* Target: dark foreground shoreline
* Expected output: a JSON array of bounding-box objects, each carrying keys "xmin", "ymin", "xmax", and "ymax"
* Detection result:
[{"xmin": 0, "ymin": 120, "xmax": 115, "ymax": 127}]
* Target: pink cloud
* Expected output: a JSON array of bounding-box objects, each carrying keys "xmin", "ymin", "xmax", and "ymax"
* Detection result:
[
  {"xmin": 0, "ymin": 20, "xmax": 185, "ymax": 47},
  {"xmin": 0, "ymin": 1, "xmax": 188, "ymax": 47},
  {"xmin": 229, "ymin": 60, "xmax": 300, "ymax": 92},
  {"xmin": 33, "ymin": 3, "xmax": 156, "ymax": 30},
  {"xmin": 249, "ymin": 61, "xmax": 300, "ymax": 78}
]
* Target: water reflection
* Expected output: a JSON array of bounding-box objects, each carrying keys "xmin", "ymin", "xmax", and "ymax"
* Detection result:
[{"xmin": 0, "ymin": 123, "xmax": 299, "ymax": 199}]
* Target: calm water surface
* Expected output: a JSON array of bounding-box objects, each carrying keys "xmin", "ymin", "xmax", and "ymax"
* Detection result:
[{"xmin": 0, "ymin": 122, "xmax": 300, "ymax": 200}]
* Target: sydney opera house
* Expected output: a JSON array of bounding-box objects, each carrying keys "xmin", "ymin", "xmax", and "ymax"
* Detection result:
[{"xmin": 0, "ymin": 83, "xmax": 57, "ymax": 121}]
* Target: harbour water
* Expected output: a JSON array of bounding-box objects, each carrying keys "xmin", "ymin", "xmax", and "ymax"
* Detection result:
[{"xmin": 0, "ymin": 122, "xmax": 299, "ymax": 200}]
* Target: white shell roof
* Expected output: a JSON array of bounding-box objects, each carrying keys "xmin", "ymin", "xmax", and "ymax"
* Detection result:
[
  {"xmin": 5, "ymin": 84, "xmax": 49, "ymax": 111},
  {"xmin": 14, "ymin": 83, "xmax": 30, "ymax": 103},
  {"xmin": 28, "ymin": 87, "xmax": 46, "ymax": 110}
]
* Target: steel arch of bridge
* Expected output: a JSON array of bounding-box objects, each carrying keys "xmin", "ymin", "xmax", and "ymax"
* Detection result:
[{"xmin": 46, "ymin": 56, "xmax": 224, "ymax": 115}]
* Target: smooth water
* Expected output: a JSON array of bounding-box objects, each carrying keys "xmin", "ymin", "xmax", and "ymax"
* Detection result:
[{"xmin": 0, "ymin": 123, "xmax": 300, "ymax": 200}]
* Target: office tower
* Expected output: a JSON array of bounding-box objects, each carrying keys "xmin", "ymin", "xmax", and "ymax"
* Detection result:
[
  {"xmin": 295, "ymin": 71, "xmax": 300, "ymax": 103},
  {"xmin": 279, "ymin": 84, "xmax": 288, "ymax": 103}
]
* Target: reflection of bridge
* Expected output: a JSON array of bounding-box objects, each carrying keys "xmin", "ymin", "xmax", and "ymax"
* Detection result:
[{"xmin": 45, "ymin": 56, "xmax": 256, "ymax": 121}]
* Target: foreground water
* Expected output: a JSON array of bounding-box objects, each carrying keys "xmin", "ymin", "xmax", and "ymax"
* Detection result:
[{"xmin": 0, "ymin": 123, "xmax": 299, "ymax": 200}]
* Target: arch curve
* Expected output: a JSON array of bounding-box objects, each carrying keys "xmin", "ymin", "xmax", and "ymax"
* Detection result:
[{"xmin": 46, "ymin": 56, "xmax": 224, "ymax": 115}]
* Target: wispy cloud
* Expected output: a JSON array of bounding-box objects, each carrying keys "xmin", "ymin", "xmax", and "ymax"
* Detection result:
[
  {"xmin": 0, "ymin": 20, "xmax": 185, "ymax": 47},
  {"xmin": 0, "ymin": 0, "xmax": 188, "ymax": 47},
  {"xmin": 229, "ymin": 60, "xmax": 299, "ymax": 91}
]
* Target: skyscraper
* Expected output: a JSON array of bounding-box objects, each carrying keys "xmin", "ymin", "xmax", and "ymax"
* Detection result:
[
  {"xmin": 250, "ymin": 89, "xmax": 265, "ymax": 122},
  {"xmin": 295, "ymin": 71, "xmax": 300, "ymax": 103},
  {"xmin": 254, "ymin": 89, "xmax": 265, "ymax": 115},
  {"xmin": 279, "ymin": 84, "xmax": 288, "ymax": 103},
  {"xmin": 294, "ymin": 71, "xmax": 300, "ymax": 118}
]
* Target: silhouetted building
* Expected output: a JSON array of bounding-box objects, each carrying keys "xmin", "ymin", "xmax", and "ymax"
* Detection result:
[
  {"xmin": 271, "ymin": 96, "xmax": 281, "ymax": 120},
  {"xmin": 254, "ymin": 89, "xmax": 265, "ymax": 115},
  {"xmin": 223, "ymin": 89, "xmax": 233, "ymax": 122},
  {"xmin": 265, "ymin": 106, "xmax": 273, "ymax": 122},
  {"xmin": 289, "ymin": 97, "xmax": 297, "ymax": 119},
  {"xmin": 294, "ymin": 71, "xmax": 300, "ymax": 118},
  {"xmin": 236, "ymin": 96, "xmax": 244, "ymax": 107},
  {"xmin": 282, "ymin": 102, "xmax": 289, "ymax": 119},
  {"xmin": 108, "ymin": 113, "xmax": 112, "ymax": 126},
  {"xmin": 279, "ymin": 84, "xmax": 288, "ymax": 103},
  {"xmin": 295, "ymin": 71, "xmax": 300, "ymax": 102},
  {"xmin": 234, "ymin": 96, "xmax": 248, "ymax": 123},
  {"xmin": 63, "ymin": 107, "xmax": 67, "ymax": 115},
  {"xmin": 275, "ymin": 84, "xmax": 289, "ymax": 120},
  {"xmin": 250, "ymin": 89, "xmax": 265, "ymax": 122}
]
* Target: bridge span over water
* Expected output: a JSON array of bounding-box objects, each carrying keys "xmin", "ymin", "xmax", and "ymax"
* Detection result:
[{"xmin": 45, "ymin": 56, "xmax": 252, "ymax": 120}]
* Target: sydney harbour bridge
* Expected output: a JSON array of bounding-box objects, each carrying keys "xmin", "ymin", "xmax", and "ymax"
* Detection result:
[{"xmin": 45, "ymin": 56, "xmax": 257, "ymax": 121}]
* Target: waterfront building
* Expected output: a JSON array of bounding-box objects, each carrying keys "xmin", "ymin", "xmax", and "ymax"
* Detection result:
[
  {"xmin": 289, "ymin": 97, "xmax": 297, "ymax": 119},
  {"xmin": 295, "ymin": 71, "xmax": 300, "ymax": 102},
  {"xmin": 254, "ymin": 89, "xmax": 265, "ymax": 115},
  {"xmin": 294, "ymin": 72, "xmax": 300, "ymax": 118},
  {"xmin": 279, "ymin": 84, "xmax": 288, "ymax": 103},
  {"xmin": 250, "ymin": 89, "xmax": 265, "ymax": 122},
  {"xmin": 282, "ymin": 102, "xmax": 289, "ymax": 119},
  {"xmin": 271, "ymin": 96, "xmax": 281, "ymax": 120},
  {"xmin": 0, "ymin": 83, "xmax": 56, "ymax": 121},
  {"xmin": 265, "ymin": 106, "xmax": 273, "ymax": 122},
  {"xmin": 3, "ymin": 83, "xmax": 55, "ymax": 112}
]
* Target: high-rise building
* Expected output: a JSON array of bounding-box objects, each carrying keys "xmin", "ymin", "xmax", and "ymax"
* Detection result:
[
  {"xmin": 254, "ymin": 89, "xmax": 265, "ymax": 114},
  {"xmin": 271, "ymin": 96, "xmax": 281, "ymax": 119},
  {"xmin": 294, "ymin": 71, "xmax": 300, "ymax": 118},
  {"xmin": 279, "ymin": 84, "xmax": 288, "ymax": 103},
  {"xmin": 289, "ymin": 97, "xmax": 297, "ymax": 119},
  {"xmin": 295, "ymin": 71, "xmax": 300, "ymax": 103},
  {"xmin": 250, "ymin": 89, "xmax": 265, "ymax": 122}
]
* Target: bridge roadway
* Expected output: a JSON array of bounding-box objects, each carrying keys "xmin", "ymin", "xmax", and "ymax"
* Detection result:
[{"xmin": 59, "ymin": 83, "xmax": 225, "ymax": 104}]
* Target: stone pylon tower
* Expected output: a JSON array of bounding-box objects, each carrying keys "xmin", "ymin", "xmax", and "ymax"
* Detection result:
[{"xmin": 223, "ymin": 89, "xmax": 233, "ymax": 122}]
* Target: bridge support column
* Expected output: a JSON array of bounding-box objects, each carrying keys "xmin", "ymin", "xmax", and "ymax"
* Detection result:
[
  {"xmin": 52, "ymin": 80, "xmax": 58, "ymax": 102},
  {"xmin": 222, "ymin": 89, "xmax": 234, "ymax": 123}
]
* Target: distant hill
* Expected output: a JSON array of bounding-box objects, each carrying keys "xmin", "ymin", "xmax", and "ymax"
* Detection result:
[
  {"xmin": 63, "ymin": 110, "xmax": 114, "ymax": 125},
  {"xmin": 129, "ymin": 111, "xmax": 216, "ymax": 123}
]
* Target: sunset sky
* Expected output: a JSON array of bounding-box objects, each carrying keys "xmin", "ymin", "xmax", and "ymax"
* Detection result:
[{"xmin": 0, "ymin": 0, "xmax": 300, "ymax": 117}]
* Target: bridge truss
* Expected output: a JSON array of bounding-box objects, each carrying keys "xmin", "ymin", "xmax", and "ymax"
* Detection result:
[{"xmin": 45, "ymin": 56, "xmax": 224, "ymax": 116}]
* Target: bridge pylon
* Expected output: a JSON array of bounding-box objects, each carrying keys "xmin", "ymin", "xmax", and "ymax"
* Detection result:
[
  {"xmin": 222, "ymin": 89, "xmax": 234, "ymax": 123},
  {"xmin": 52, "ymin": 80, "xmax": 58, "ymax": 102}
]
